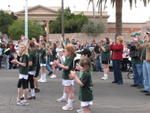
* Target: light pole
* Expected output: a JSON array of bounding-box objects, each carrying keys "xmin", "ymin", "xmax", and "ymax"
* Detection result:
[
  {"xmin": 61, "ymin": 0, "xmax": 64, "ymax": 40},
  {"xmin": 25, "ymin": 0, "xmax": 28, "ymax": 40}
]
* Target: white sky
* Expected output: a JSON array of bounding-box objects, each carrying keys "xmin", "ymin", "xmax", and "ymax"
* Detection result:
[{"xmin": 0, "ymin": 0, "xmax": 150, "ymax": 23}]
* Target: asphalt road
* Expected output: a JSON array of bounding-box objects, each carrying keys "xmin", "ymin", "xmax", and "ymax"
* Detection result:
[{"xmin": 0, "ymin": 69, "xmax": 150, "ymax": 113}]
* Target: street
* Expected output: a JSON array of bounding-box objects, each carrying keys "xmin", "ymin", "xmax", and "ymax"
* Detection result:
[{"xmin": 0, "ymin": 69, "xmax": 150, "ymax": 113}]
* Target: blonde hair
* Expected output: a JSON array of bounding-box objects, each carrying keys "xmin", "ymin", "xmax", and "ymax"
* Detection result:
[
  {"xmin": 116, "ymin": 36, "xmax": 124, "ymax": 43},
  {"xmin": 19, "ymin": 43, "xmax": 28, "ymax": 56}
]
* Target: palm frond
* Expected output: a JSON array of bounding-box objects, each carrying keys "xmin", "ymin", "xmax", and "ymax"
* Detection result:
[{"xmin": 95, "ymin": 0, "xmax": 150, "ymax": 9}]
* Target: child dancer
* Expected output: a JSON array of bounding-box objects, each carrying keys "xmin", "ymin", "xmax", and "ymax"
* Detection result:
[
  {"xmin": 70, "ymin": 58, "xmax": 93, "ymax": 113},
  {"xmin": 50, "ymin": 43, "xmax": 58, "ymax": 79},
  {"xmin": 38, "ymin": 42, "xmax": 47, "ymax": 83},
  {"xmin": 55, "ymin": 44, "xmax": 75, "ymax": 111},
  {"xmin": 11, "ymin": 43, "xmax": 29, "ymax": 106},
  {"xmin": 34, "ymin": 44, "xmax": 40, "ymax": 93},
  {"xmin": 27, "ymin": 42, "xmax": 37, "ymax": 99}
]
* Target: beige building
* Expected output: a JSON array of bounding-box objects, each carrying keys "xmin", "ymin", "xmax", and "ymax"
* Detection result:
[
  {"xmin": 15, "ymin": 5, "xmax": 150, "ymax": 40},
  {"xmin": 15, "ymin": 5, "xmax": 109, "ymax": 35},
  {"xmin": 16, "ymin": 5, "xmax": 59, "ymax": 35}
]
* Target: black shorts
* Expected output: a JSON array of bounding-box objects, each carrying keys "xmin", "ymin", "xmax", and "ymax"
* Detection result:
[
  {"xmin": 27, "ymin": 74, "xmax": 34, "ymax": 89},
  {"xmin": 17, "ymin": 79, "xmax": 28, "ymax": 89},
  {"xmin": 102, "ymin": 60, "xmax": 109, "ymax": 64},
  {"xmin": 35, "ymin": 64, "xmax": 40, "ymax": 77}
]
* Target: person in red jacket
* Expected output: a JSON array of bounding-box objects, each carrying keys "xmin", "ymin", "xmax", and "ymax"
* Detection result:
[{"xmin": 110, "ymin": 36, "xmax": 124, "ymax": 85}]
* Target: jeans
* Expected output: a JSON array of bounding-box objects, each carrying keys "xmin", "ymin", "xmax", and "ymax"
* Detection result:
[
  {"xmin": 112, "ymin": 60, "xmax": 123, "ymax": 84},
  {"xmin": 4, "ymin": 55, "xmax": 9, "ymax": 69},
  {"xmin": 95, "ymin": 55, "xmax": 103, "ymax": 71},
  {"xmin": 143, "ymin": 61, "xmax": 150, "ymax": 91},
  {"xmin": 132, "ymin": 63, "xmax": 143, "ymax": 86},
  {"xmin": 0, "ymin": 56, "xmax": 2, "ymax": 68},
  {"xmin": 46, "ymin": 63, "xmax": 52, "ymax": 73},
  {"xmin": 46, "ymin": 55, "xmax": 52, "ymax": 73}
]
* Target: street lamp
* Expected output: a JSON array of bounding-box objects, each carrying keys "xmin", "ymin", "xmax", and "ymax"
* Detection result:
[
  {"xmin": 25, "ymin": 0, "xmax": 28, "ymax": 40},
  {"xmin": 61, "ymin": 0, "xmax": 64, "ymax": 40}
]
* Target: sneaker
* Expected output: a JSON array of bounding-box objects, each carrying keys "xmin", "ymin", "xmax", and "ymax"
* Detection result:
[
  {"xmin": 27, "ymin": 96, "xmax": 36, "ymax": 100},
  {"xmin": 101, "ymin": 76, "xmax": 108, "ymax": 80},
  {"xmin": 112, "ymin": 81, "xmax": 117, "ymax": 83},
  {"xmin": 20, "ymin": 97, "xmax": 24, "ymax": 100},
  {"xmin": 35, "ymin": 88, "xmax": 40, "ymax": 93},
  {"xmin": 38, "ymin": 79, "xmax": 42, "ymax": 82},
  {"xmin": 48, "ymin": 71, "xmax": 53, "ymax": 76},
  {"xmin": 141, "ymin": 90, "xmax": 148, "ymax": 93},
  {"xmin": 38, "ymin": 79, "xmax": 47, "ymax": 83},
  {"xmin": 56, "ymin": 97, "xmax": 67, "ymax": 102},
  {"xmin": 76, "ymin": 108, "xmax": 84, "ymax": 113},
  {"xmin": 62, "ymin": 104, "xmax": 73, "ymax": 111},
  {"xmin": 50, "ymin": 74, "xmax": 57, "ymax": 79},
  {"xmin": 21, "ymin": 100, "xmax": 29, "ymax": 106},
  {"xmin": 42, "ymin": 80, "xmax": 47, "ymax": 83},
  {"xmin": 16, "ymin": 99, "xmax": 24, "ymax": 106}
]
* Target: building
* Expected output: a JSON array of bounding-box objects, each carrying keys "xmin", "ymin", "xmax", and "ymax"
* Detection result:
[
  {"xmin": 15, "ymin": 5, "xmax": 109, "ymax": 35},
  {"xmin": 15, "ymin": 5, "xmax": 150, "ymax": 36}
]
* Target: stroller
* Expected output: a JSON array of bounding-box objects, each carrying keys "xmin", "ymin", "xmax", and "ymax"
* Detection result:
[{"xmin": 121, "ymin": 57, "xmax": 133, "ymax": 79}]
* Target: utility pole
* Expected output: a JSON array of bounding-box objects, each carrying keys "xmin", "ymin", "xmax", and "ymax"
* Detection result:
[
  {"xmin": 61, "ymin": 0, "xmax": 65, "ymax": 40},
  {"xmin": 25, "ymin": 0, "xmax": 28, "ymax": 40},
  {"xmin": 100, "ymin": 1, "xmax": 103, "ymax": 21},
  {"xmin": 92, "ymin": 0, "xmax": 95, "ymax": 21}
]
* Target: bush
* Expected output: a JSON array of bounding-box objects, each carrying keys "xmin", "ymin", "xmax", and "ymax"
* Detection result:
[
  {"xmin": 81, "ymin": 21, "xmax": 105, "ymax": 36},
  {"xmin": 49, "ymin": 8, "xmax": 88, "ymax": 33},
  {"xmin": 0, "ymin": 10, "xmax": 17, "ymax": 34},
  {"xmin": 8, "ymin": 20, "xmax": 45, "ymax": 40}
]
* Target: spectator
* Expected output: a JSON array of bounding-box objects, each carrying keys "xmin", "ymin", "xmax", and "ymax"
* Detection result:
[
  {"xmin": 94, "ymin": 43, "xmax": 102, "ymax": 72},
  {"xmin": 0, "ymin": 44, "xmax": 3, "ymax": 68},
  {"xmin": 128, "ymin": 36, "xmax": 143, "ymax": 88},
  {"xmin": 110, "ymin": 36, "xmax": 124, "ymax": 85},
  {"xmin": 141, "ymin": 32, "xmax": 150, "ymax": 96},
  {"xmin": 3, "ymin": 44, "xmax": 10, "ymax": 69}
]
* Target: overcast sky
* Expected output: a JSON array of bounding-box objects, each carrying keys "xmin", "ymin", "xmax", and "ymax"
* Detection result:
[{"xmin": 0, "ymin": 0, "xmax": 150, "ymax": 23}]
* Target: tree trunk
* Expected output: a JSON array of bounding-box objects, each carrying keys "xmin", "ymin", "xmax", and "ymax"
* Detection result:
[
  {"xmin": 92, "ymin": 0, "xmax": 96, "ymax": 21},
  {"xmin": 115, "ymin": 0, "xmax": 122, "ymax": 40}
]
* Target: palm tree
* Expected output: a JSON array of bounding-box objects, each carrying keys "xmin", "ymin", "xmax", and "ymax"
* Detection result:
[
  {"xmin": 88, "ymin": 0, "xmax": 96, "ymax": 20},
  {"xmin": 89, "ymin": 0, "xmax": 150, "ymax": 39}
]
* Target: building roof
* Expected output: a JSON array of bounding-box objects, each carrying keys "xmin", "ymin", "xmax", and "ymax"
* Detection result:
[
  {"xmin": 73, "ymin": 11, "xmax": 109, "ymax": 18},
  {"xmin": 15, "ymin": 5, "xmax": 58, "ymax": 15}
]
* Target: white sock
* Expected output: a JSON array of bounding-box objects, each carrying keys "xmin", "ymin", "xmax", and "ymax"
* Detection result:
[
  {"xmin": 41, "ymin": 74, "xmax": 46, "ymax": 81},
  {"xmin": 43, "ymin": 73, "xmax": 47, "ymax": 81},
  {"xmin": 31, "ymin": 89, "xmax": 36, "ymax": 97},
  {"xmin": 40, "ymin": 74, "xmax": 43, "ymax": 80},
  {"xmin": 104, "ymin": 74, "xmax": 108, "ymax": 77},
  {"xmin": 62, "ymin": 92, "xmax": 67, "ymax": 99},
  {"xmin": 22, "ymin": 94, "xmax": 25, "ymax": 98},
  {"xmin": 67, "ymin": 98, "xmax": 73, "ymax": 106}
]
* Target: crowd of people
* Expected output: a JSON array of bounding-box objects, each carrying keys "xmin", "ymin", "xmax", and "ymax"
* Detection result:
[
  {"xmin": 0, "ymin": 40, "xmax": 16, "ymax": 69},
  {"xmin": 10, "ymin": 35, "xmax": 95, "ymax": 113},
  {"xmin": 2, "ymin": 31, "xmax": 150, "ymax": 113}
]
